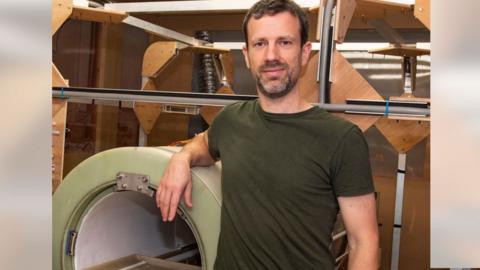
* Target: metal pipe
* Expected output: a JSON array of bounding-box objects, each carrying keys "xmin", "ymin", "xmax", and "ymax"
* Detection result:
[
  {"xmin": 318, "ymin": 0, "xmax": 336, "ymax": 104},
  {"xmin": 52, "ymin": 87, "xmax": 430, "ymax": 116}
]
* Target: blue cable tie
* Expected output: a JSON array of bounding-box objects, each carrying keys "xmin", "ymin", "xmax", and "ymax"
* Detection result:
[
  {"xmin": 385, "ymin": 98, "xmax": 390, "ymax": 116},
  {"xmin": 61, "ymin": 87, "xmax": 64, "ymax": 98}
]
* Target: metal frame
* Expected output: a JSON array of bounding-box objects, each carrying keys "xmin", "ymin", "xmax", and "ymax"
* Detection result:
[
  {"xmin": 105, "ymin": 0, "xmax": 319, "ymax": 14},
  {"xmin": 390, "ymin": 153, "xmax": 407, "ymax": 270},
  {"xmin": 318, "ymin": 0, "xmax": 336, "ymax": 104},
  {"xmin": 123, "ymin": 16, "xmax": 204, "ymax": 46},
  {"xmin": 52, "ymin": 87, "xmax": 430, "ymax": 117}
]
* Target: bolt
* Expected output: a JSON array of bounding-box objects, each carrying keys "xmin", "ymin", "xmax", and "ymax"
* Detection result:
[
  {"xmin": 137, "ymin": 185, "xmax": 143, "ymax": 191},
  {"xmin": 121, "ymin": 183, "xmax": 127, "ymax": 189},
  {"xmin": 117, "ymin": 173, "xmax": 125, "ymax": 180},
  {"xmin": 142, "ymin": 176, "xmax": 148, "ymax": 183},
  {"xmin": 418, "ymin": 7, "xmax": 423, "ymax": 12}
]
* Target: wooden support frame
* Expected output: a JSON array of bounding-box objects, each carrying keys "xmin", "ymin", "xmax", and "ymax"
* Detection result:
[
  {"xmin": 52, "ymin": 63, "xmax": 69, "ymax": 87},
  {"xmin": 52, "ymin": 0, "xmax": 73, "ymax": 35},
  {"xmin": 414, "ymin": 0, "xmax": 430, "ymax": 29},
  {"xmin": 70, "ymin": 6, "xmax": 128, "ymax": 24},
  {"xmin": 52, "ymin": 98, "xmax": 68, "ymax": 193},
  {"xmin": 330, "ymin": 50, "xmax": 383, "ymax": 131},
  {"xmin": 375, "ymin": 118, "xmax": 430, "ymax": 153},
  {"xmin": 334, "ymin": 0, "xmax": 357, "ymax": 43}
]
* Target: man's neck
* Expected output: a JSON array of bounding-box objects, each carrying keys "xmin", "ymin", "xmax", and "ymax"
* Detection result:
[{"xmin": 258, "ymin": 88, "xmax": 312, "ymax": 114}]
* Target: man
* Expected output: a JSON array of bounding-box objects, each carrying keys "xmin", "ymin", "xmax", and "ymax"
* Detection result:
[{"xmin": 157, "ymin": 0, "xmax": 379, "ymax": 269}]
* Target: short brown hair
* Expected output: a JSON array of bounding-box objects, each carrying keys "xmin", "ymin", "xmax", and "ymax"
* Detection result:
[{"xmin": 243, "ymin": 0, "xmax": 309, "ymax": 47}]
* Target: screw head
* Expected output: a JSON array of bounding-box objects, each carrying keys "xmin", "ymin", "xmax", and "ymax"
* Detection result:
[
  {"xmin": 142, "ymin": 177, "xmax": 148, "ymax": 183},
  {"xmin": 137, "ymin": 185, "xmax": 143, "ymax": 191},
  {"xmin": 121, "ymin": 183, "xmax": 127, "ymax": 189}
]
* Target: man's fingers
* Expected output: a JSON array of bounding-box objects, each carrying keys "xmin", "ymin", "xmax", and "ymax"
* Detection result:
[
  {"xmin": 161, "ymin": 190, "xmax": 172, "ymax": 222},
  {"xmin": 168, "ymin": 192, "xmax": 181, "ymax": 221},
  {"xmin": 184, "ymin": 180, "xmax": 193, "ymax": 208}
]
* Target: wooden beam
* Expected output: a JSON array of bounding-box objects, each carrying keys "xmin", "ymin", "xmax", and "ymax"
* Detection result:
[
  {"xmin": 52, "ymin": 63, "xmax": 69, "ymax": 87},
  {"xmin": 334, "ymin": 0, "xmax": 357, "ymax": 43},
  {"xmin": 52, "ymin": 98, "xmax": 68, "ymax": 193},
  {"xmin": 93, "ymin": 23, "xmax": 123, "ymax": 152},
  {"xmin": 414, "ymin": 0, "xmax": 430, "ymax": 29},
  {"xmin": 142, "ymin": 41, "xmax": 178, "ymax": 77},
  {"xmin": 52, "ymin": 0, "xmax": 73, "ymax": 35},
  {"xmin": 330, "ymin": 50, "xmax": 383, "ymax": 131},
  {"xmin": 375, "ymin": 118, "xmax": 430, "ymax": 153},
  {"xmin": 70, "ymin": 5, "xmax": 128, "ymax": 24}
]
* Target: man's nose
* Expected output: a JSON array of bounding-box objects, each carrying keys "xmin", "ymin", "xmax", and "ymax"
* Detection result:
[{"xmin": 265, "ymin": 44, "xmax": 280, "ymax": 61}]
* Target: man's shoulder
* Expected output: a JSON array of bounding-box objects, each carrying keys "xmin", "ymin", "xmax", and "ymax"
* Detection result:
[
  {"xmin": 312, "ymin": 109, "xmax": 359, "ymax": 135},
  {"xmin": 218, "ymin": 99, "xmax": 257, "ymax": 117}
]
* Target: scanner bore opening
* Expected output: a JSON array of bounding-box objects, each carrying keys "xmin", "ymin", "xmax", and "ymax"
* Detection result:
[{"xmin": 73, "ymin": 190, "xmax": 202, "ymax": 269}]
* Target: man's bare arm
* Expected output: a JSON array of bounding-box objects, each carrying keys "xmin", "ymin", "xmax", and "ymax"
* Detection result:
[
  {"xmin": 156, "ymin": 131, "xmax": 216, "ymax": 222},
  {"xmin": 338, "ymin": 193, "xmax": 379, "ymax": 270}
]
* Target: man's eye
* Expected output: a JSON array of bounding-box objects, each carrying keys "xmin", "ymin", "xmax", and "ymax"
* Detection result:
[
  {"xmin": 253, "ymin": 41, "xmax": 266, "ymax": 47},
  {"xmin": 279, "ymin": 40, "xmax": 293, "ymax": 46}
]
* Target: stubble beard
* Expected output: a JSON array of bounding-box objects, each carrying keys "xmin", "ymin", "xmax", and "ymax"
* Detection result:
[{"xmin": 255, "ymin": 60, "xmax": 300, "ymax": 99}]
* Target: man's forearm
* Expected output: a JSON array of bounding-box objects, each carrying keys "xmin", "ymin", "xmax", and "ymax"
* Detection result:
[
  {"xmin": 347, "ymin": 238, "xmax": 379, "ymax": 270},
  {"xmin": 175, "ymin": 132, "xmax": 216, "ymax": 167}
]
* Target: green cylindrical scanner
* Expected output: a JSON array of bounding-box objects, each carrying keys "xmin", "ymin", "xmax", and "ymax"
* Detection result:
[{"xmin": 53, "ymin": 147, "xmax": 222, "ymax": 270}]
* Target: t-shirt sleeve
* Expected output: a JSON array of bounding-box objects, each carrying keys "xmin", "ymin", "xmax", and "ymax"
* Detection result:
[
  {"xmin": 207, "ymin": 107, "xmax": 226, "ymax": 160},
  {"xmin": 330, "ymin": 126, "xmax": 375, "ymax": 197}
]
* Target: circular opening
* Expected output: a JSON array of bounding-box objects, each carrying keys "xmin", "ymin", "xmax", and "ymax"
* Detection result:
[{"xmin": 73, "ymin": 191, "xmax": 201, "ymax": 269}]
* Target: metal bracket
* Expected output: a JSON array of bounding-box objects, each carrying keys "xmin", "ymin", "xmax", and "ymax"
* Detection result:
[
  {"xmin": 162, "ymin": 104, "xmax": 200, "ymax": 115},
  {"xmin": 115, "ymin": 172, "xmax": 155, "ymax": 197}
]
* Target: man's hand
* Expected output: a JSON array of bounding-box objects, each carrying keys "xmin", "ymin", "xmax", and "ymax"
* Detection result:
[
  {"xmin": 156, "ymin": 152, "xmax": 193, "ymax": 222},
  {"xmin": 156, "ymin": 131, "xmax": 216, "ymax": 222}
]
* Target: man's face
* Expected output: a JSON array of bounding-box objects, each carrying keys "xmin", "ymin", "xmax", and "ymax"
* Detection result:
[{"xmin": 243, "ymin": 11, "xmax": 311, "ymax": 99}]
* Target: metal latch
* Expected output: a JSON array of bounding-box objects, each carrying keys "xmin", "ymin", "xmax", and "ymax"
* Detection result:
[{"xmin": 115, "ymin": 172, "xmax": 155, "ymax": 197}]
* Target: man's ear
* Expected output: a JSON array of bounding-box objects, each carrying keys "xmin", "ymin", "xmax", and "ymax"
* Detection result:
[
  {"xmin": 242, "ymin": 45, "xmax": 250, "ymax": 69},
  {"xmin": 301, "ymin": 41, "xmax": 312, "ymax": 66}
]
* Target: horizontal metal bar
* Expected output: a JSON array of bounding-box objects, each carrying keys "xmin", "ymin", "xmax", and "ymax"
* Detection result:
[
  {"xmin": 123, "ymin": 16, "xmax": 203, "ymax": 46},
  {"xmin": 105, "ymin": 0, "xmax": 319, "ymax": 14},
  {"xmin": 52, "ymin": 87, "xmax": 430, "ymax": 116}
]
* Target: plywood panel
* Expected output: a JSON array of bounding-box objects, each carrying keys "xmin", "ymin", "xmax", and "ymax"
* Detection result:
[
  {"xmin": 142, "ymin": 41, "xmax": 178, "ymax": 77},
  {"xmin": 334, "ymin": 0, "xmax": 357, "ymax": 43},
  {"xmin": 414, "ymin": 0, "xmax": 430, "ymax": 29},
  {"xmin": 134, "ymin": 79, "xmax": 163, "ymax": 134},
  {"xmin": 52, "ymin": 63, "xmax": 69, "ymax": 87},
  {"xmin": 331, "ymin": 50, "xmax": 383, "ymax": 131},
  {"xmin": 297, "ymin": 52, "xmax": 320, "ymax": 103},
  {"xmin": 147, "ymin": 50, "xmax": 193, "ymax": 145},
  {"xmin": 200, "ymin": 86, "xmax": 233, "ymax": 125},
  {"xmin": 52, "ymin": 0, "xmax": 73, "ymax": 35},
  {"xmin": 349, "ymin": 0, "xmax": 424, "ymax": 29},
  {"xmin": 375, "ymin": 118, "xmax": 430, "ymax": 153},
  {"xmin": 93, "ymin": 23, "xmax": 123, "ymax": 152},
  {"xmin": 70, "ymin": 6, "xmax": 127, "ymax": 24},
  {"xmin": 52, "ymin": 98, "xmax": 68, "ymax": 193}
]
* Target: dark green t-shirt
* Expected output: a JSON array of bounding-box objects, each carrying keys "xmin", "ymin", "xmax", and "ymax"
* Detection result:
[{"xmin": 208, "ymin": 99, "xmax": 374, "ymax": 270}]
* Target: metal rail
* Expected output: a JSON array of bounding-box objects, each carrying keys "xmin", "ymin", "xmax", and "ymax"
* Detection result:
[
  {"xmin": 52, "ymin": 87, "xmax": 430, "ymax": 116},
  {"xmin": 318, "ymin": 0, "xmax": 336, "ymax": 104}
]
